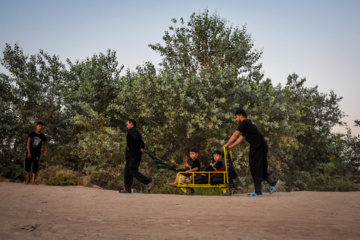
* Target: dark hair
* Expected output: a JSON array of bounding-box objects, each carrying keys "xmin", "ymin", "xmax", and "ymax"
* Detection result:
[
  {"xmin": 189, "ymin": 147, "xmax": 198, "ymax": 153},
  {"xmin": 235, "ymin": 109, "xmax": 247, "ymax": 118},
  {"xmin": 128, "ymin": 119, "xmax": 136, "ymax": 126},
  {"xmin": 212, "ymin": 150, "xmax": 223, "ymax": 157},
  {"xmin": 36, "ymin": 121, "xmax": 44, "ymax": 126}
]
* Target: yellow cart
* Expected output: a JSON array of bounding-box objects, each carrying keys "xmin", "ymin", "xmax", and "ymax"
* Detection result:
[{"xmin": 175, "ymin": 148, "xmax": 237, "ymax": 196}]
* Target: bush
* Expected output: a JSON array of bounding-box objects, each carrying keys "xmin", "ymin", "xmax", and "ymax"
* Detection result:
[
  {"xmin": 44, "ymin": 173, "xmax": 79, "ymax": 186},
  {"xmin": 38, "ymin": 165, "xmax": 81, "ymax": 186}
]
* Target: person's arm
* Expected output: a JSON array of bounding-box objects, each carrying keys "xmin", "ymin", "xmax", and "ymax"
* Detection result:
[
  {"xmin": 209, "ymin": 163, "xmax": 216, "ymax": 171},
  {"xmin": 129, "ymin": 130, "xmax": 145, "ymax": 153},
  {"xmin": 27, "ymin": 137, "xmax": 31, "ymax": 158},
  {"xmin": 186, "ymin": 160, "xmax": 200, "ymax": 173},
  {"xmin": 43, "ymin": 141, "xmax": 48, "ymax": 157},
  {"xmin": 140, "ymin": 137, "xmax": 145, "ymax": 153},
  {"xmin": 186, "ymin": 167, "xmax": 198, "ymax": 173},
  {"xmin": 223, "ymin": 130, "xmax": 241, "ymax": 148},
  {"xmin": 228, "ymin": 135, "xmax": 245, "ymax": 149}
]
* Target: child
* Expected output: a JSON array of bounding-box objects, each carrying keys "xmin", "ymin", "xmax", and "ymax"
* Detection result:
[
  {"xmin": 25, "ymin": 121, "xmax": 48, "ymax": 185},
  {"xmin": 169, "ymin": 147, "xmax": 200, "ymax": 186},
  {"xmin": 206, "ymin": 150, "xmax": 224, "ymax": 173},
  {"xmin": 196, "ymin": 150, "xmax": 224, "ymax": 184}
]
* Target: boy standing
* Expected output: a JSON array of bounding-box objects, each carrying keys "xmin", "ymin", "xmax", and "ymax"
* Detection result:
[
  {"xmin": 25, "ymin": 121, "xmax": 48, "ymax": 185},
  {"xmin": 169, "ymin": 147, "xmax": 201, "ymax": 186}
]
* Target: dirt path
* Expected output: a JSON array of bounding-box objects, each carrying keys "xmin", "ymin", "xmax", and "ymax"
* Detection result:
[{"xmin": 0, "ymin": 182, "xmax": 359, "ymax": 240}]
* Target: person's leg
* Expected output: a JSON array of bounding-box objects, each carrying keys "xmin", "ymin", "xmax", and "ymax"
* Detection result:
[
  {"xmin": 260, "ymin": 141, "xmax": 277, "ymax": 187},
  {"xmin": 31, "ymin": 156, "xmax": 40, "ymax": 185},
  {"xmin": 178, "ymin": 174, "xmax": 185, "ymax": 184},
  {"xmin": 123, "ymin": 161, "xmax": 134, "ymax": 192},
  {"xmin": 26, "ymin": 172, "xmax": 31, "ymax": 184},
  {"xmin": 249, "ymin": 141, "xmax": 264, "ymax": 195},
  {"xmin": 129, "ymin": 156, "xmax": 152, "ymax": 185},
  {"xmin": 179, "ymin": 174, "xmax": 191, "ymax": 184}
]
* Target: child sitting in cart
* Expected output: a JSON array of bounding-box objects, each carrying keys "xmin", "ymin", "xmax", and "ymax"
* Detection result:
[
  {"xmin": 169, "ymin": 147, "xmax": 201, "ymax": 186},
  {"xmin": 196, "ymin": 150, "xmax": 224, "ymax": 184}
]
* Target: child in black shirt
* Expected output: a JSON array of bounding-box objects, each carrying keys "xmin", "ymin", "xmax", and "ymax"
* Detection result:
[
  {"xmin": 25, "ymin": 121, "xmax": 48, "ymax": 185},
  {"xmin": 196, "ymin": 150, "xmax": 224, "ymax": 184},
  {"xmin": 169, "ymin": 147, "xmax": 200, "ymax": 186}
]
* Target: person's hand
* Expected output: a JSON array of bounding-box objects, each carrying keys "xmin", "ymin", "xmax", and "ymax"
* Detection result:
[
  {"xmin": 44, "ymin": 151, "xmax": 48, "ymax": 157},
  {"xmin": 140, "ymin": 148, "xmax": 145, "ymax": 153},
  {"xmin": 223, "ymin": 143, "xmax": 230, "ymax": 149},
  {"xmin": 210, "ymin": 163, "xmax": 214, "ymax": 167},
  {"xmin": 185, "ymin": 162, "xmax": 190, "ymax": 168},
  {"xmin": 27, "ymin": 152, "xmax": 31, "ymax": 158}
]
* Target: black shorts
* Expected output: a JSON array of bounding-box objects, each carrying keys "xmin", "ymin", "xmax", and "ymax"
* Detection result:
[{"xmin": 25, "ymin": 154, "xmax": 41, "ymax": 174}]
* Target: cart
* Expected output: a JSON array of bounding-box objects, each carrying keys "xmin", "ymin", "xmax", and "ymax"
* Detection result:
[{"xmin": 175, "ymin": 148, "xmax": 237, "ymax": 196}]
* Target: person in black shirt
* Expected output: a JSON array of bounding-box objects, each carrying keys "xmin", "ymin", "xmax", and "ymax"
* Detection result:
[
  {"xmin": 25, "ymin": 121, "xmax": 48, "ymax": 185},
  {"xmin": 120, "ymin": 119, "xmax": 153, "ymax": 193},
  {"xmin": 223, "ymin": 109, "xmax": 279, "ymax": 197},
  {"xmin": 169, "ymin": 147, "xmax": 201, "ymax": 186},
  {"xmin": 197, "ymin": 150, "xmax": 224, "ymax": 184}
]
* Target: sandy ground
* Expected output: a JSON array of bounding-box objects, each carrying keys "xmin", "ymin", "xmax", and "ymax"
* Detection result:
[{"xmin": 0, "ymin": 182, "xmax": 359, "ymax": 240}]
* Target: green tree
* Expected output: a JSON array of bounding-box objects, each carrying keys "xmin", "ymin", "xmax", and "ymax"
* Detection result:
[
  {"xmin": 0, "ymin": 43, "xmax": 68, "ymax": 179},
  {"xmin": 282, "ymin": 74, "xmax": 346, "ymax": 190},
  {"xmin": 1, "ymin": 9, "xmax": 356, "ymax": 192},
  {"xmin": 149, "ymin": 8, "xmax": 262, "ymax": 78}
]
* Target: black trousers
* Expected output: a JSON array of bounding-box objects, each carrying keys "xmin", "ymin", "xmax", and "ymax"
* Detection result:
[
  {"xmin": 25, "ymin": 154, "xmax": 40, "ymax": 174},
  {"xmin": 124, "ymin": 155, "xmax": 152, "ymax": 192},
  {"xmin": 249, "ymin": 137, "xmax": 276, "ymax": 194}
]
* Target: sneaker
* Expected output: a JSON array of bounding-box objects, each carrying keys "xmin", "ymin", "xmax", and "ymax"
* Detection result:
[
  {"xmin": 247, "ymin": 192, "xmax": 264, "ymax": 197},
  {"xmin": 119, "ymin": 189, "xmax": 131, "ymax": 193},
  {"xmin": 270, "ymin": 181, "xmax": 279, "ymax": 194}
]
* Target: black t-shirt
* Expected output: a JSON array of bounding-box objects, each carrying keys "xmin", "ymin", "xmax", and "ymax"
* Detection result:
[
  {"xmin": 191, "ymin": 158, "xmax": 201, "ymax": 171},
  {"xmin": 213, "ymin": 160, "xmax": 223, "ymax": 170},
  {"xmin": 28, "ymin": 131, "xmax": 47, "ymax": 156},
  {"xmin": 236, "ymin": 119, "xmax": 264, "ymax": 144}
]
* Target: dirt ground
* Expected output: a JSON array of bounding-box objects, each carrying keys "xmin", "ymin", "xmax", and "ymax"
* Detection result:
[{"xmin": 0, "ymin": 182, "xmax": 359, "ymax": 240}]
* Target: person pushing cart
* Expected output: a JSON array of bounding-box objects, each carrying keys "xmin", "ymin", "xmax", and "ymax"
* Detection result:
[{"xmin": 223, "ymin": 109, "xmax": 279, "ymax": 197}]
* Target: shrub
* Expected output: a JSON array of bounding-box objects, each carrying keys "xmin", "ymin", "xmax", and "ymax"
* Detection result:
[
  {"xmin": 44, "ymin": 174, "xmax": 79, "ymax": 186},
  {"xmin": 38, "ymin": 165, "xmax": 81, "ymax": 186}
]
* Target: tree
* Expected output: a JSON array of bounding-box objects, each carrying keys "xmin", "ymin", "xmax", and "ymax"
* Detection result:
[
  {"xmin": 149, "ymin": 8, "xmax": 262, "ymax": 78},
  {"xmin": 1, "ymin": 9, "xmax": 356, "ymax": 192},
  {"xmin": 0, "ymin": 43, "xmax": 68, "ymax": 179},
  {"xmin": 281, "ymin": 74, "xmax": 346, "ymax": 190}
]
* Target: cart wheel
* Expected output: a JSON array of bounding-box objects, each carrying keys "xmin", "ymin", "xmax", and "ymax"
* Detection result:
[
  {"xmin": 181, "ymin": 187, "xmax": 194, "ymax": 195},
  {"xmin": 222, "ymin": 188, "xmax": 232, "ymax": 196}
]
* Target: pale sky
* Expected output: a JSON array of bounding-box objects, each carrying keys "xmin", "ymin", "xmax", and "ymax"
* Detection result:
[{"xmin": 1, "ymin": 0, "xmax": 359, "ymax": 135}]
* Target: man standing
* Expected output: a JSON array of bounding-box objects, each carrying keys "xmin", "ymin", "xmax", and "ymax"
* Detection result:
[
  {"xmin": 120, "ymin": 119, "xmax": 153, "ymax": 193},
  {"xmin": 25, "ymin": 121, "xmax": 48, "ymax": 185},
  {"xmin": 223, "ymin": 109, "xmax": 279, "ymax": 197}
]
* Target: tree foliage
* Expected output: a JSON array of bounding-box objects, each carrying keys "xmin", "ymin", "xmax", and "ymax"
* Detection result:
[
  {"xmin": 149, "ymin": 9, "xmax": 262, "ymax": 78},
  {"xmin": 0, "ymin": 9, "xmax": 358, "ymax": 191}
]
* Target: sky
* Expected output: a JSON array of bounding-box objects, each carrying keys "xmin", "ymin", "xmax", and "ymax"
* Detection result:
[{"xmin": 1, "ymin": 0, "xmax": 359, "ymax": 135}]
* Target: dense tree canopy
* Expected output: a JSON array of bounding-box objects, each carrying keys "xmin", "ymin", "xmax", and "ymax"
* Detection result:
[{"xmin": 0, "ymin": 9, "xmax": 358, "ymax": 191}]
